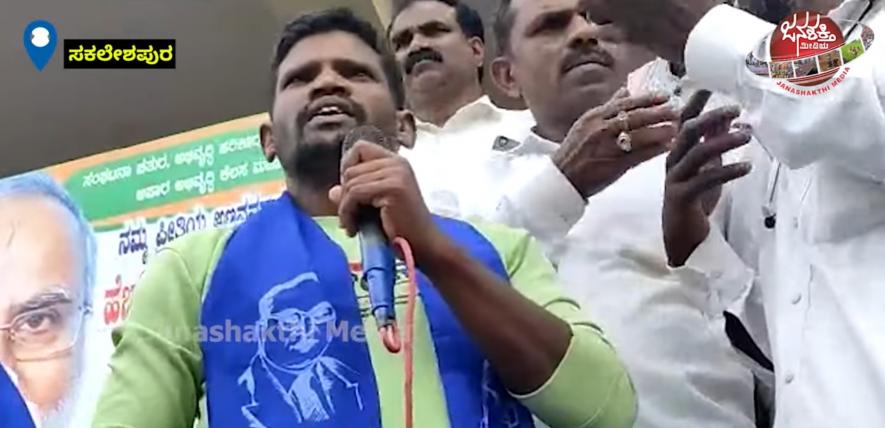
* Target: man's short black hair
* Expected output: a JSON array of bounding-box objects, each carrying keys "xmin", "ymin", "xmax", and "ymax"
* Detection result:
[
  {"xmin": 270, "ymin": 8, "xmax": 406, "ymax": 111},
  {"xmin": 391, "ymin": 0, "xmax": 486, "ymax": 82},
  {"xmin": 493, "ymin": 0, "xmax": 516, "ymax": 55},
  {"xmin": 393, "ymin": 0, "xmax": 485, "ymax": 43}
]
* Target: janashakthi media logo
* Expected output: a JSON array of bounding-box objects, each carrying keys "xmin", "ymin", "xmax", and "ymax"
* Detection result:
[{"xmin": 745, "ymin": 10, "xmax": 875, "ymax": 96}]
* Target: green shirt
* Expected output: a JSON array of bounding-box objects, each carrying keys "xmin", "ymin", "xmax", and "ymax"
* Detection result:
[{"xmin": 92, "ymin": 218, "xmax": 636, "ymax": 428}]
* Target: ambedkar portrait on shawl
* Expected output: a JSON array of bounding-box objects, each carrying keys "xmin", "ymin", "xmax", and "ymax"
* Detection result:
[{"xmin": 237, "ymin": 273, "xmax": 364, "ymax": 427}]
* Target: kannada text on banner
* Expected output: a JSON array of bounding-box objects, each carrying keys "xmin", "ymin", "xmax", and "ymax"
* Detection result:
[{"xmin": 15, "ymin": 113, "xmax": 289, "ymax": 427}]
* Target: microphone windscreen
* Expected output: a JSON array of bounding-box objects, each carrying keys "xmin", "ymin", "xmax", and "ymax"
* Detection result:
[{"xmin": 343, "ymin": 125, "xmax": 397, "ymax": 153}]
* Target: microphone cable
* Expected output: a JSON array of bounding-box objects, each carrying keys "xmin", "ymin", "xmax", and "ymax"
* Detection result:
[{"xmin": 378, "ymin": 236, "xmax": 417, "ymax": 428}]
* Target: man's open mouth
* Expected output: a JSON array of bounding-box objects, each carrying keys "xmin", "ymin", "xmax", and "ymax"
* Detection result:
[
  {"xmin": 306, "ymin": 99, "xmax": 356, "ymax": 124},
  {"xmin": 313, "ymin": 106, "xmax": 350, "ymax": 119}
]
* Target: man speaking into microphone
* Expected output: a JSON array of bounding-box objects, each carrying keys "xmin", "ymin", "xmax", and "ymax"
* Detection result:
[{"xmin": 91, "ymin": 8, "xmax": 635, "ymax": 428}]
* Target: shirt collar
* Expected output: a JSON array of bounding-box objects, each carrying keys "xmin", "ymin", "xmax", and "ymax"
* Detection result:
[
  {"xmin": 491, "ymin": 126, "xmax": 559, "ymax": 156},
  {"xmin": 523, "ymin": 129, "xmax": 560, "ymax": 155},
  {"xmin": 415, "ymin": 95, "xmax": 502, "ymax": 133}
]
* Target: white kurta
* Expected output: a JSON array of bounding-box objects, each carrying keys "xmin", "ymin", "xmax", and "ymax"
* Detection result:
[
  {"xmin": 405, "ymin": 61, "xmax": 757, "ymax": 427},
  {"xmin": 677, "ymin": 1, "xmax": 885, "ymax": 426},
  {"xmin": 400, "ymin": 95, "xmax": 534, "ymax": 219},
  {"xmin": 489, "ymin": 132, "xmax": 757, "ymax": 428}
]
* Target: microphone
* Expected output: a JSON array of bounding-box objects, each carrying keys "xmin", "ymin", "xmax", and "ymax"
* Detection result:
[{"xmin": 343, "ymin": 125, "xmax": 397, "ymax": 329}]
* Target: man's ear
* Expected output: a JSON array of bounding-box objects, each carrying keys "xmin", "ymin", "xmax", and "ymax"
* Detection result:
[
  {"xmin": 395, "ymin": 110, "xmax": 417, "ymax": 149},
  {"xmin": 259, "ymin": 122, "xmax": 277, "ymax": 162},
  {"xmin": 491, "ymin": 56, "xmax": 521, "ymax": 99},
  {"xmin": 468, "ymin": 37, "xmax": 485, "ymax": 69}
]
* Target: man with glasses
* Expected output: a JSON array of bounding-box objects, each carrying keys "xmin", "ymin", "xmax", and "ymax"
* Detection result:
[{"xmin": 0, "ymin": 172, "xmax": 96, "ymax": 427}]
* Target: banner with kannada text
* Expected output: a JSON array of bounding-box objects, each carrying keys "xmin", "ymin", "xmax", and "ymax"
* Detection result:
[{"xmin": 0, "ymin": 113, "xmax": 285, "ymax": 427}]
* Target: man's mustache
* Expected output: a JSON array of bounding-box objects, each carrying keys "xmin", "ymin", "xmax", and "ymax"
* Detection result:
[
  {"xmin": 404, "ymin": 48, "xmax": 443, "ymax": 75},
  {"xmin": 561, "ymin": 44, "xmax": 616, "ymax": 74}
]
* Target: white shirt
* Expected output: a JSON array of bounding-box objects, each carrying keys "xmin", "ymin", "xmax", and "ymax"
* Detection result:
[
  {"xmin": 677, "ymin": 1, "xmax": 885, "ymax": 427},
  {"xmin": 488, "ymin": 132, "xmax": 756, "ymax": 428},
  {"xmin": 407, "ymin": 63, "xmax": 757, "ymax": 428},
  {"xmin": 400, "ymin": 95, "xmax": 534, "ymax": 219}
]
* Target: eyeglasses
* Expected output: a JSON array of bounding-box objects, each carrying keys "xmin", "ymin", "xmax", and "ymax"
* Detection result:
[
  {"xmin": 269, "ymin": 305, "xmax": 335, "ymax": 337},
  {"xmin": 0, "ymin": 297, "xmax": 91, "ymax": 362}
]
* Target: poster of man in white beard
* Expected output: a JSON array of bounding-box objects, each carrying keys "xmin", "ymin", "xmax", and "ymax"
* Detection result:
[{"xmin": 0, "ymin": 172, "xmax": 95, "ymax": 427}]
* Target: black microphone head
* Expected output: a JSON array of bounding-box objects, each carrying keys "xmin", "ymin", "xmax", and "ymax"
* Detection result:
[
  {"xmin": 343, "ymin": 125, "xmax": 398, "ymax": 153},
  {"xmin": 342, "ymin": 125, "xmax": 392, "ymax": 223}
]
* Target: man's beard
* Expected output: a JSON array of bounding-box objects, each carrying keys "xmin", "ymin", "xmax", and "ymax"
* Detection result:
[
  {"xmin": 39, "ymin": 388, "xmax": 78, "ymax": 428},
  {"xmin": 287, "ymin": 98, "xmax": 368, "ymax": 189},
  {"xmin": 21, "ymin": 367, "xmax": 82, "ymax": 428},
  {"xmin": 41, "ymin": 340, "xmax": 86, "ymax": 428},
  {"xmin": 289, "ymin": 137, "xmax": 346, "ymax": 189}
]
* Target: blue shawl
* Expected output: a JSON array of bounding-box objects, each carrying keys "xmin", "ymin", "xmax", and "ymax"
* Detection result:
[
  {"xmin": 200, "ymin": 194, "xmax": 534, "ymax": 427},
  {"xmin": 0, "ymin": 365, "xmax": 35, "ymax": 428}
]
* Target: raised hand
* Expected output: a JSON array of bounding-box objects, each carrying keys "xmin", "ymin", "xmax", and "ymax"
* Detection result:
[
  {"xmin": 554, "ymin": 88, "xmax": 680, "ymax": 199},
  {"xmin": 663, "ymin": 97, "xmax": 753, "ymax": 267}
]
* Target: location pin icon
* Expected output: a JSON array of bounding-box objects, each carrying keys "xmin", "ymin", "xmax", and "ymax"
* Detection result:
[{"xmin": 23, "ymin": 20, "xmax": 57, "ymax": 71}]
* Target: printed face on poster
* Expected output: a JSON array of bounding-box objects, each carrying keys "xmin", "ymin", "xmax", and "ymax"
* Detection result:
[{"xmin": 0, "ymin": 113, "xmax": 285, "ymax": 427}]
